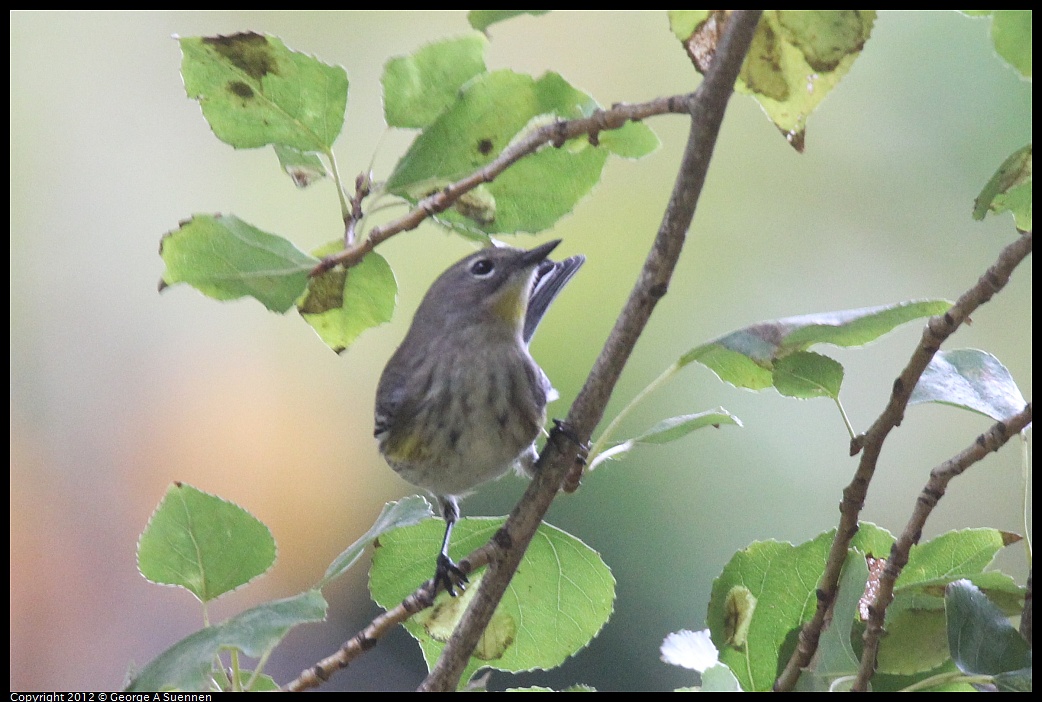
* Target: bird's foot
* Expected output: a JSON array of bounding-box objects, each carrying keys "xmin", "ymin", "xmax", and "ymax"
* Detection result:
[
  {"xmin": 550, "ymin": 419, "xmax": 589, "ymax": 493},
  {"xmin": 432, "ymin": 553, "xmax": 469, "ymax": 597}
]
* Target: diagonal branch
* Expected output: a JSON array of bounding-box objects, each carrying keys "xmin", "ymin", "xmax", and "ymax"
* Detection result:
[
  {"xmin": 775, "ymin": 230, "xmax": 1033, "ymax": 691},
  {"xmin": 417, "ymin": 9, "xmax": 764, "ymax": 692}
]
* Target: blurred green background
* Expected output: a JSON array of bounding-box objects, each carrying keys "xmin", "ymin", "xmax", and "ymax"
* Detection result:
[{"xmin": 10, "ymin": 10, "xmax": 1031, "ymax": 692}]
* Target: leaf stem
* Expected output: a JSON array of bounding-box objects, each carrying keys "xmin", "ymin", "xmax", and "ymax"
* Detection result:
[
  {"xmin": 325, "ymin": 149, "xmax": 350, "ymax": 225},
  {"xmin": 229, "ymin": 649, "xmax": 242, "ymax": 691},
  {"xmin": 586, "ymin": 361, "xmax": 682, "ymax": 469},
  {"xmin": 833, "ymin": 396, "xmax": 856, "ymax": 441},
  {"xmin": 245, "ymin": 648, "xmax": 273, "ymax": 691}
]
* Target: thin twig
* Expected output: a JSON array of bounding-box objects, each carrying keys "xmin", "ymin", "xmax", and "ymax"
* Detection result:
[
  {"xmin": 282, "ymin": 549, "xmax": 493, "ymax": 692},
  {"xmin": 311, "ymin": 98, "xmax": 706, "ymax": 277},
  {"xmin": 417, "ymin": 9, "xmax": 764, "ymax": 692},
  {"xmin": 775, "ymin": 230, "xmax": 1033, "ymax": 691},
  {"xmin": 853, "ymin": 403, "xmax": 1032, "ymax": 691}
]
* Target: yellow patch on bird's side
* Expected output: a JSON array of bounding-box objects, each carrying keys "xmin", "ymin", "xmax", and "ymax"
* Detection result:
[{"xmin": 384, "ymin": 431, "xmax": 430, "ymax": 463}]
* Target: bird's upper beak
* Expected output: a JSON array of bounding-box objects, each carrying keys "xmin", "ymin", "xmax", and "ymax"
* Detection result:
[{"xmin": 518, "ymin": 239, "xmax": 562, "ymax": 268}]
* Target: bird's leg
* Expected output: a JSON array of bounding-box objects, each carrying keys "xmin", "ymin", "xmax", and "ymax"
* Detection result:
[{"xmin": 433, "ymin": 496, "xmax": 468, "ymax": 597}]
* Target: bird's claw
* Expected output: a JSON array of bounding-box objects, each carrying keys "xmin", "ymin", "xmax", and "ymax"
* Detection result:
[
  {"xmin": 550, "ymin": 418, "xmax": 588, "ymax": 459},
  {"xmin": 433, "ymin": 553, "xmax": 469, "ymax": 597},
  {"xmin": 551, "ymin": 419, "xmax": 589, "ymax": 493}
]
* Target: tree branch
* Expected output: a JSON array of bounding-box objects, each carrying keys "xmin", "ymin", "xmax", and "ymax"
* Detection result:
[
  {"xmin": 418, "ymin": 9, "xmax": 764, "ymax": 692},
  {"xmin": 775, "ymin": 230, "xmax": 1034, "ymax": 691}
]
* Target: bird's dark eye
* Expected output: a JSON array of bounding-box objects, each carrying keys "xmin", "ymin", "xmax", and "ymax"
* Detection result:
[{"xmin": 470, "ymin": 258, "xmax": 495, "ymax": 277}]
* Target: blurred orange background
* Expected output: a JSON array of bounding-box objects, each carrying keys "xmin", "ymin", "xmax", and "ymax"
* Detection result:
[{"xmin": 10, "ymin": 11, "xmax": 1031, "ymax": 691}]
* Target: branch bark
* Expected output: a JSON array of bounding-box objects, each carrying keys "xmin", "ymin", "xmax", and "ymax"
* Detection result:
[{"xmin": 418, "ymin": 9, "xmax": 764, "ymax": 692}]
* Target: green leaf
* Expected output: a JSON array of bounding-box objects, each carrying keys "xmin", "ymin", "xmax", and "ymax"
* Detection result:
[
  {"xmin": 371, "ymin": 518, "xmax": 614, "ymax": 682},
  {"xmin": 159, "ymin": 214, "xmax": 318, "ymax": 313},
  {"xmin": 880, "ymin": 578, "xmax": 1023, "ymax": 677},
  {"xmin": 849, "ymin": 523, "xmax": 899, "ymax": 559},
  {"xmin": 874, "ymin": 607, "xmax": 952, "ymax": 676},
  {"xmin": 383, "ymin": 34, "xmax": 488, "ymax": 129},
  {"xmin": 318, "ymin": 496, "xmax": 434, "ymax": 588},
  {"xmin": 779, "ymin": 300, "xmax": 952, "ymax": 349},
  {"xmin": 991, "ymin": 10, "xmax": 1032, "ymax": 78},
  {"xmin": 387, "ymin": 70, "xmax": 570, "ymax": 194},
  {"xmin": 945, "ymin": 580, "xmax": 1031, "ymax": 677},
  {"xmin": 895, "ymin": 529, "xmax": 1021, "ymax": 593},
  {"xmin": 949, "ymin": 571, "xmax": 1028, "ymax": 615},
  {"xmin": 273, "ymin": 144, "xmax": 327, "ymax": 188},
  {"xmin": 386, "ymin": 69, "xmax": 657, "ymax": 235},
  {"xmin": 668, "ymin": 11, "xmax": 713, "ymax": 44},
  {"xmin": 909, "ymin": 348, "xmax": 1027, "ymax": 422},
  {"xmin": 973, "ymin": 144, "xmax": 1032, "ymax": 230},
  {"xmin": 773, "ymin": 351, "xmax": 843, "ymax": 400},
  {"xmin": 874, "ymin": 528, "xmax": 1024, "ymax": 676},
  {"xmin": 682, "ymin": 300, "xmax": 951, "ymax": 392},
  {"xmin": 633, "ymin": 409, "xmax": 743, "ymax": 444},
  {"xmin": 709, "ymin": 535, "xmax": 830, "ymax": 692},
  {"xmin": 673, "ymin": 11, "xmax": 876, "ymax": 151},
  {"xmin": 298, "ymin": 244, "xmax": 398, "ymax": 353},
  {"xmin": 125, "ymin": 591, "xmax": 327, "ymax": 692},
  {"xmin": 598, "ymin": 119, "xmax": 661, "ymax": 160},
  {"xmin": 137, "ymin": 483, "xmax": 276, "ymax": 603},
  {"xmin": 468, "ymin": 141, "xmax": 607, "ymax": 234},
  {"xmin": 682, "ymin": 341, "xmax": 774, "ymax": 391},
  {"xmin": 796, "ymin": 553, "xmax": 869, "ymax": 691},
  {"xmin": 467, "ymin": 10, "xmax": 551, "ymax": 33},
  {"xmin": 589, "ymin": 409, "xmax": 742, "ymax": 471},
  {"xmin": 179, "ymin": 33, "xmax": 348, "ymax": 152}
]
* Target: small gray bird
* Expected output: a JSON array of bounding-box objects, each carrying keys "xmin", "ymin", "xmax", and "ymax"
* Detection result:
[{"xmin": 375, "ymin": 240, "xmax": 584, "ymax": 594}]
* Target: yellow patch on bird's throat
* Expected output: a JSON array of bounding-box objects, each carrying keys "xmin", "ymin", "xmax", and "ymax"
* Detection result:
[{"xmin": 491, "ymin": 282, "xmax": 526, "ymax": 326}]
